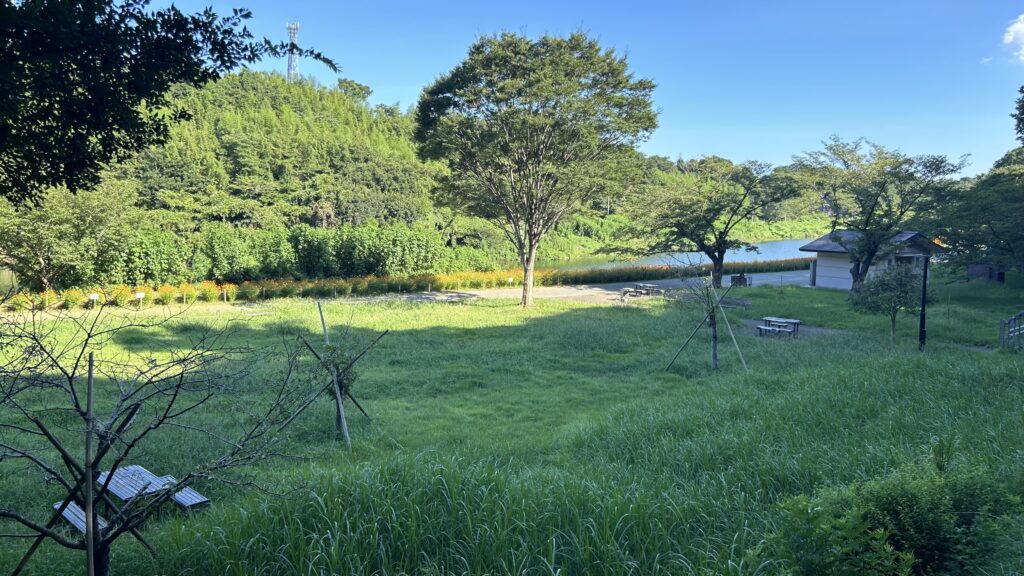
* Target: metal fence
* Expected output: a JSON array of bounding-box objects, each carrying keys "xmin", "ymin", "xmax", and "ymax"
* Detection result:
[{"xmin": 999, "ymin": 312, "xmax": 1024, "ymax": 351}]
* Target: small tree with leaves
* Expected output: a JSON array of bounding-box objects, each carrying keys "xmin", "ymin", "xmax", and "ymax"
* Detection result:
[{"xmin": 850, "ymin": 265, "xmax": 921, "ymax": 344}]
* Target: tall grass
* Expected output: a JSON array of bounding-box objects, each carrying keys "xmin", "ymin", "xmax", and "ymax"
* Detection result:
[{"xmin": 2, "ymin": 281, "xmax": 1021, "ymax": 575}]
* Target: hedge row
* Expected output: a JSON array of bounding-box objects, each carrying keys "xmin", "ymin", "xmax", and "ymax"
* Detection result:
[{"xmin": 3, "ymin": 258, "xmax": 811, "ymax": 310}]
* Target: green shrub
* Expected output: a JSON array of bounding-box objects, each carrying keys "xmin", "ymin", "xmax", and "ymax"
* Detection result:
[
  {"xmin": 221, "ymin": 282, "xmax": 238, "ymax": 302},
  {"xmin": 276, "ymin": 280, "xmax": 299, "ymax": 298},
  {"xmin": 350, "ymin": 278, "xmax": 369, "ymax": 295},
  {"xmin": 133, "ymin": 285, "xmax": 154, "ymax": 305},
  {"xmin": 60, "ymin": 288, "xmax": 86, "ymax": 309},
  {"xmin": 197, "ymin": 280, "xmax": 220, "ymax": 302},
  {"xmin": 84, "ymin": 287, "xmax": 106, "ymax": 307},
  {"xmin": 108, "ymin": 285, "xmax": 134, "ymax": 306},
  {"xmin": 178, "ymin": 283, "xmax": 197, "ymax": 304},
  {"xmin": 763, "ymin": 465, "xmax": 1020, "ymax": 575},
  {"xmin": 238, "ymin": 281, "xmax": 261, "ymax": 301},
  {"xmin": 5, "ymin": 293, "xmax": 33, "ymax": 311},
  {"xmin": 200, "ymin": 222, "xmax": 260, "ymax": 283},
  {"xmin": 155, "ymin": 284, "xmax": 177, "ymax": 305},
  {"xmin": 766, "ymin": 495, "xmax": 915, "ymax": 575},
  {"xmin": 36, "ymin": 290, "xmax": 58, "ymax": 309},
  {"xmin": 290, "ymin": 225, "xmax": 340, "ymax": 278}
]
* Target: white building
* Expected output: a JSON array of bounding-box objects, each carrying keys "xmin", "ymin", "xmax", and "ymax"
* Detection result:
[{"xmin": 799, "ymin": 230, "xmax": 940, "ymax": 290}]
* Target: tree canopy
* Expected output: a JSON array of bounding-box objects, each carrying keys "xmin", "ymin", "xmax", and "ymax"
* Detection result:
[
  {"xmin": 624, "ymin": 156, "xmax": 799, "ymax": 287},
  {"xmin": 925, "ymin": 148, "xmax": 1024, "ymax": 273},
  {"xmin": 0, "ymin": 0, "xmax": 334, "ymax": 205},
  {"xmin": 794, "ymin": 137, "xmax": 964, "ymax": 286},
  {"xmin": 415, "ymin": 31, "xmax": 657, "ymax": 306}
]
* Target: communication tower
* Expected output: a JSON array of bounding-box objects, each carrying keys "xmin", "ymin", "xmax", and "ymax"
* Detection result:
[{"xmin": 286, "ymin": 22, "xmax": 299, "ymax": 80}]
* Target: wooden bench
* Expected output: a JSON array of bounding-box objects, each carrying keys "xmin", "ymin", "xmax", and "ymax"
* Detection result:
[
  {"xmin": 730, "ymin": 274, "xmax": 751, "ymax": 287},
  {"xmin": 98, "ymin": 465, "xmax": 210, "ymax": 509},
  {"xmin": 756, "ymin": 324, "xmax": 795, "ymax": 337},
  {"xmin": 54, "ymin": 501, "xmax": 107, "ymax": 533}
]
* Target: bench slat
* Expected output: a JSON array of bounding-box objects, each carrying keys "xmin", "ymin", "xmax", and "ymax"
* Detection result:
[
  {"xmin": 54, "ymin": 501, "xmax": 107, "ymax": 533},
  {"xmin": 156, "ymin": 475, "xmax": 211, "ymax": 508},
  {"xmin": 100, "ymin": 466, "xmax": 210, "ymax": 509}
]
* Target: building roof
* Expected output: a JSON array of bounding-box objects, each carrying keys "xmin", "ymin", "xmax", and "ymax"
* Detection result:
[{"xmin": 799, "ymin": 230, "xmax": 942, "ymax": 254}]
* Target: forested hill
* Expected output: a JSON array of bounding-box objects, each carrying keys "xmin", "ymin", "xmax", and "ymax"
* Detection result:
[
  {"xmin": 0, "ymin": 71, "xmax": 825, "ymax": 291},
  {"xmin": 122, "ymin": 71, "xmax": 436, "ymax": 229}
]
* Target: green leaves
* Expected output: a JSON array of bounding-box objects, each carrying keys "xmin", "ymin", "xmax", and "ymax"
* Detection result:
[
  {"xmin": 622, "ymin": 155, "xmax": 799, "ymax": 285},
  {"xmin": 0, "ymin": 1, "xmax": 336, "ymax": 205},
  {"xmin": 415, "ymin": 32, "xmax": 656, "ymax": 303}
]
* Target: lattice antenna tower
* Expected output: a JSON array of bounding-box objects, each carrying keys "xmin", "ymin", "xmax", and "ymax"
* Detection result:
[{"xmin": 286, "ymin": 22, "xmax": 300, "ymax": 81}]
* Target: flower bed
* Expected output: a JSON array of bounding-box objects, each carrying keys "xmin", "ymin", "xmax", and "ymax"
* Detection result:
[{"xmin": 3, "ymin": 258, "xmax": 812, "ymax": 310}]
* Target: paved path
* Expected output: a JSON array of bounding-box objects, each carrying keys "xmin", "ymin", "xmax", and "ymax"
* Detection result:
[
  {"xmin": 334, "ymin": 270, "xmax": 810, "ymax": 305},
  {"xmin": 460, "ymin": 270, "xmax": 810, "ymax": 303}
]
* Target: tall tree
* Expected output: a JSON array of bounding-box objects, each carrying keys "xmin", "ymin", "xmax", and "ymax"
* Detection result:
[
  {"xmin": 626, "ymin": 156, "xmax": 799, "ymax": 287},
  {"xmin": 0, "ymin": 0, "xmax": 334, "ymax": 205},
  {"xmin": 794, "ymin": 137, "xmax": 964, "ymax": 287},
  {"xmin": 415, "ymin": 32, "xmax": 657, "ymax": 306},
  {"xmin": 926, "ymin": 148, "xmax": 1024, "ymax": 273},
  {"xmin": 1012, "ymin": 86, "xmax": 1024, "ymax": 145}
]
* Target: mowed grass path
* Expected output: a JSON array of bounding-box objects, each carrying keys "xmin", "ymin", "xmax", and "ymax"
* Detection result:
[{"xmin": 2, "ymin": 279, "xmax": 1023, "ymax": 574}]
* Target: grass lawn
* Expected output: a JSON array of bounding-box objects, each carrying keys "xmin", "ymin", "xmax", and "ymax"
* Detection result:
[{"xmin": 2, "ymin": 277, "xmax": 1023, "ymax": 574}]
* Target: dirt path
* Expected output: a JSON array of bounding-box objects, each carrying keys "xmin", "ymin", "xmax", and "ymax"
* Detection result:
[{"xmin": 331, "ymin": 270, "xmax": 810, "ymax": 306}]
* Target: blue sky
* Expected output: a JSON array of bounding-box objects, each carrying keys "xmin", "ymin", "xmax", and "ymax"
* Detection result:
[{"xmin": 168, "ymin": 1, "xmax": 1024, "ymax": 175}]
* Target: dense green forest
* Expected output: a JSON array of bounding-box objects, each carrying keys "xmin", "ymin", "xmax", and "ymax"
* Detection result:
[{"xmin": 2, "ymin": 71, "xmax": 828, "ymax": 291}]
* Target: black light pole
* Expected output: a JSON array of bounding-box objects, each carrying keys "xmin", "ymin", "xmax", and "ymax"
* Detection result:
[{"xmin": 918, "ymin": 255, "xmax": 929, "ymax": 350}]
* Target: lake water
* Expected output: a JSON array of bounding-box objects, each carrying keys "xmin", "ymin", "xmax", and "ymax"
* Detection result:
[{"xmin": 543, "ymin": 238, "xmax": 813, "ymax": 270}]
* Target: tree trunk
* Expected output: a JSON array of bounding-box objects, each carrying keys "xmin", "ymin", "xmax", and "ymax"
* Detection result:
[
  {"xmin": 94, "ymin": 545, "xmax": 110, "ymax": 576},
  {"xmin": 850, "ymin": 252, "xmax": 876, "ymax": 287},
  {"xmin": 520, "ymin": 243, "xmax": 538, "ymax": 307},
  {"xmin": 318, "ymin": 302, "xmax": 351, "ymax": 451},
  {"xmin": 709, "ymin": 307, "xmax": 718, "ymax": 369},
  {"xmin": 710, "ymin": 257, "xmax": 724, "ymax": 289},
  {"xmin": 890, "ymin": 311, "xmax": 898, "ymax": 345}
]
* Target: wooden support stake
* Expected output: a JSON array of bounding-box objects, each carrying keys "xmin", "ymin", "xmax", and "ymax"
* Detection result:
[
  {"xmin": 317, "ymin": 302, "xmax": 351, "ymax": 451},
  {"xmin": 666, "ymin": 283, "xmax": 735, "ymax": 371},
  {"xmin": 713, "ymin": 287, "xmax": 748, "ymax": 373},
  {"xmin": 85, "ymin": 353, "xmax": 96, "ymax": 576}
]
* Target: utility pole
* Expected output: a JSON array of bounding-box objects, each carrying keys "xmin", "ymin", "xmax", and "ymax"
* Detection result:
[
  {"xmin": 918, "ymin": 255, "xmax": 929, "ymax": 350},
  {"xmin": 286, "ymin": 22, "xmax": 299, "ymax": 81}
]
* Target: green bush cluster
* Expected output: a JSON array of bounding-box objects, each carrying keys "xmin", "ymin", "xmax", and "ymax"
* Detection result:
[{"xmin": 763, "ymin": 465, "xmax": 1021, "ymax": 575}]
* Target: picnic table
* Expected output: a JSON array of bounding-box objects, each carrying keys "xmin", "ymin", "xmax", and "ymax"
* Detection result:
[
  {"xmin": 634, "ymin": 283, "xmax": 663, "ymax": 296},
  {"xmin": 757, "ymin": 316, "xmax": 801, "ymax": 337}
]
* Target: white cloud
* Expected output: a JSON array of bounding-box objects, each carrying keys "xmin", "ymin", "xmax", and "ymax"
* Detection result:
[
  {"xmin": 1003, "ymin": 14, "xmax": 1024, "ymax": 61},
  {"xmin": 981, "ymin": 56, "xmax": 993, "ymax": 64}
]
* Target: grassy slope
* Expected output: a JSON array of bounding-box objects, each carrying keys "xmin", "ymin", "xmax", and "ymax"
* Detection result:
[{"xmin": 2, "ymin": 278, "xmax": 1023, "ymax": 574}]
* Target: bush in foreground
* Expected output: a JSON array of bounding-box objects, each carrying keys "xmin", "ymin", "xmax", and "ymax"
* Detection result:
[{"xmin": 762, "ymin": 464, "xmax": 1020, "ymax": 575}]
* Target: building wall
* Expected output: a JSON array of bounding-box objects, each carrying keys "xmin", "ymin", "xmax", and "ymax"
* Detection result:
[
  {"xmin": 815, "ymin": 252, "xmax": 853, "ymax": 290},
  {"xmin": 813, "ymin": 251, "xmax": 929, "ymax": 290}
]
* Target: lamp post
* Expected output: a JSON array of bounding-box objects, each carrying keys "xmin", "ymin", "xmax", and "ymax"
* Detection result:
[{"xmin": 918, "ymin": 255, "xmax": 929, "ymax": 350}]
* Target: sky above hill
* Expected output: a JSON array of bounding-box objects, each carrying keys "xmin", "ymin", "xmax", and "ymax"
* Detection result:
[{"xmin": 166, "ymin": 1, "xmax": 1024, "ymax": 176}]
